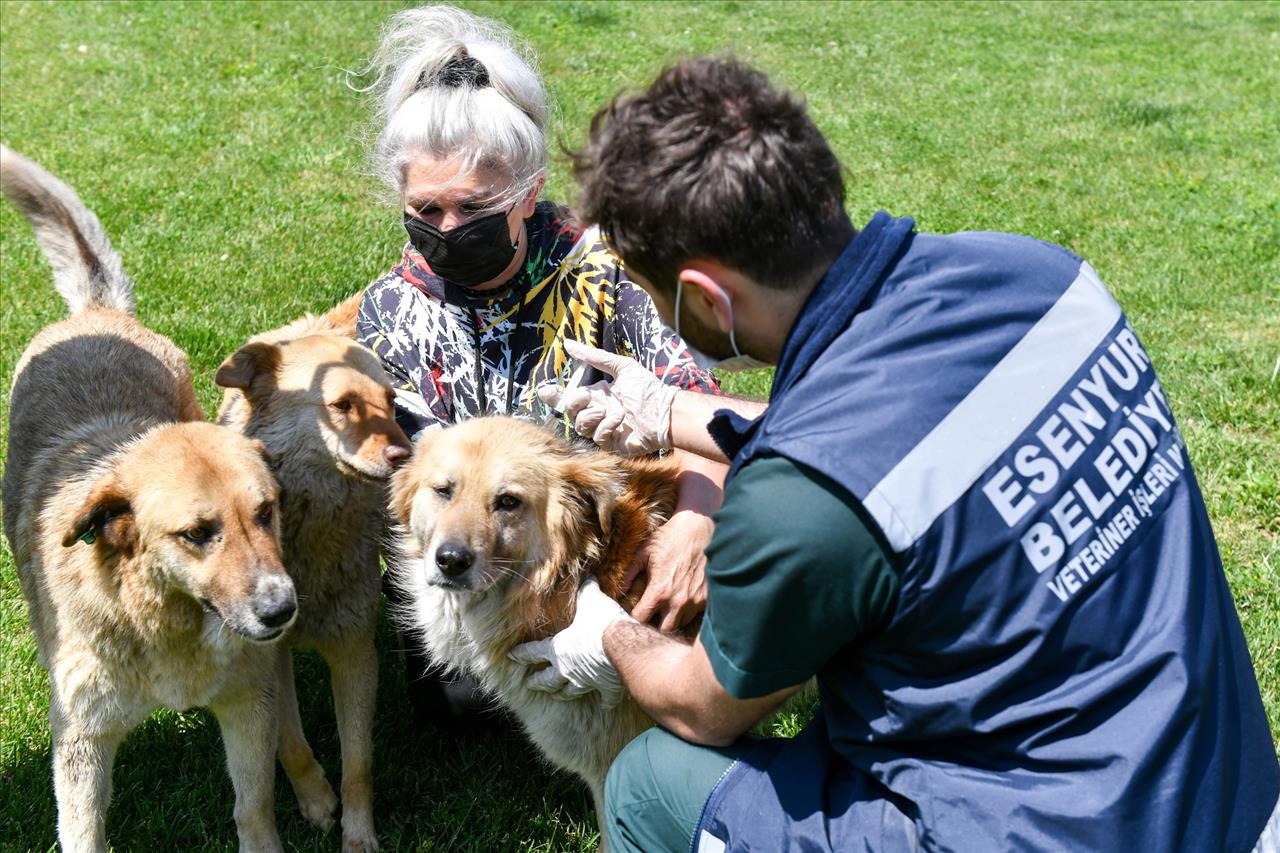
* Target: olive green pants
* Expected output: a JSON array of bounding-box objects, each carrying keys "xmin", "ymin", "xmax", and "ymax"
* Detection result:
[{"xmin": 603, "ymin": 728, "xmax": 752, "ymax": 853}]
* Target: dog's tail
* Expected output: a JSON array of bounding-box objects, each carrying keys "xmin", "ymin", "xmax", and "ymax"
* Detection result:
[{"xmin": 0, "ymin": 145, "xmax": 134, "ymax": 315}]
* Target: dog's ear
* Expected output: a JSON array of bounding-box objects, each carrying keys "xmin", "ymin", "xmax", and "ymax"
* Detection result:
[
  {"xmin": 387, "ymin": 432, "xmax": 433, "ymax": 523},
  {"xmin": 215, "ymin": 341, "xmax": 280, "ymax": 401},
  {"xmin": 558, "ymin": 451, "xmax": 624, "ymax": 541},
  {"xmin": 389, "ymin": 468, "xmax": 418, "ymax": 525},
  {"xmin": 245, "ymin": 437, "xmax": 272, "ymax": 467},
  {"xmin": 63, "ymin": 475, "xmax": 136, "ymax": 557},
  {"xmin": 319, "ymin": 289, "xmax": 363, "ymax": 338}
]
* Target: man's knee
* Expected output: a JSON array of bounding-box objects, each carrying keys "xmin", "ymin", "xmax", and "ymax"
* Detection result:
[
  {"xmin": 604, "ymin": 728, "xmax": 740, "ymax": 853},
  {"xmin": 604, "ymin": 727, "xmax": 663, "ymax": 823}
]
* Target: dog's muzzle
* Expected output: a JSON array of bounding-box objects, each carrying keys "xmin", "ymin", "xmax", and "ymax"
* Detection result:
[
  {"xmin": 252, "ymin": 574, "xmax": 298, "ymax": 631},
  {"xmin": 434, "ymin": 542, "xmax": 475, "ymax": 577}
]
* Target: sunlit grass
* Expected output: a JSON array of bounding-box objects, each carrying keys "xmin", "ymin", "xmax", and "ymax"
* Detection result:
[{"xmin": 2, "ymin": 1, "xmax": 1276, "ymax": 848}]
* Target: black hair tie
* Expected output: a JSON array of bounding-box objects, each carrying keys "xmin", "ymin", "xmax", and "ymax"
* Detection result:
[{"xmin": 436, "ymin": 54, "xmax": 491, "ymax": 89}]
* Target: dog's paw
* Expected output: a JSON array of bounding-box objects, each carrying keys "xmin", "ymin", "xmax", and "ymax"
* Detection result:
[
  {"xmin": 294, "ymin": 778, "xmax": 339, "ymax": 830},
  {"xmin": 341, "ymin": 829, "xmax": 379, "ymax": 853},
  {"xmin": 283, "ymin": 754, "xmax": 338, "ymax": 829},
  {"xmin": 341, "ymin": 806, "xmax": 378, "ymax": 852}
]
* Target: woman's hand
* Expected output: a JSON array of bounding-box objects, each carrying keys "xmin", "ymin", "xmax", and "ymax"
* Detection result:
[{"xmin": 625, "ymin": 508, "xmax": 715, "ymax": 633}]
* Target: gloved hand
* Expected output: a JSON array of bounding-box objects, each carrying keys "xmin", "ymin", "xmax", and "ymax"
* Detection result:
[
  {"xmin": 537, "ymin": 339, "xmax": 677, "ymax": 458},
  {"xmin": 508, "ymin": 576, "xmax": 635, "ymax": 707}
]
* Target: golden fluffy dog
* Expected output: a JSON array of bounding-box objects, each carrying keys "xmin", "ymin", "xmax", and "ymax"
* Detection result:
[
  {"xmin": 216, "ymin": 296, "xmax": 411, "ymax": 852},
  {"xmin": 1, "ymin": 147, "xmax": 294, "ymax": 852},
  {"xmin": 386, "ymin": 416, "xmax": 677, "ymax": 837}
]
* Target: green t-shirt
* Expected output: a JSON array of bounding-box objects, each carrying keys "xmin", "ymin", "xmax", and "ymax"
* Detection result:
[{"xmin": 699, "ymin": 455, "xmax": 900, "ymax": 699}]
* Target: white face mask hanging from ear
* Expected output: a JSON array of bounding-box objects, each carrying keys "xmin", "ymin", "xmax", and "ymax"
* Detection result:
[{"xmin": 674, "ymin": 279, "xmax": 771, "ymax": 372}]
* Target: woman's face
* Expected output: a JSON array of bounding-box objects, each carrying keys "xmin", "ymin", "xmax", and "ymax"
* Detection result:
[
  {"xmin": 404, "ymin": 158, "xmax": 514, "ymax": 229},
  {"xmin": 403, "ymin": 157, "xmax": 540, "ymax": 290}
]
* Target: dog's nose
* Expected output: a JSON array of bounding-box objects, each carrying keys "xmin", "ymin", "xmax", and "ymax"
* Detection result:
[
  {"xmin": 383, "ymin": 442, "xmax": 412, "ymax": 466},
  {"xmin": 257, "ymin": 597, "xmax": 297, "ymax": 629},
  {"xmin": 253, "ymin": 575, "xmax": 297, "ymax": 628},
  {"xmin": 435, "ymin": 543, "xmax": 475, "ymax": 577}
]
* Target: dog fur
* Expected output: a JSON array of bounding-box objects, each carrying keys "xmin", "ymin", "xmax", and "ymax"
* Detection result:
[
  {"xmin": 1, "ymin": 146, "xmax": 295, "ymax": 852},
  {"xmin": 215, "ymin": 296, "xmax": 411, "ymax": 852},
  {"xmin": 386, "ymin": 416, "xmax": 678, "ymax": 838}
]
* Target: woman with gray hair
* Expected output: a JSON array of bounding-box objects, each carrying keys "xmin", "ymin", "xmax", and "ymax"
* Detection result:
[{"xmin": 354, "ymin": 5, "xmax": 726, "ymax": 728}]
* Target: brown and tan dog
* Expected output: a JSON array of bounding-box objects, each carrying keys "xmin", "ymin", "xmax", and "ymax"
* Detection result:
[
  {"xmin": 215, "ymin": 297, "xmax": 411, "ymax": 852},
  {"xmin": 386, "ymin": 416, "xmax": 677, "ymax": 838},
  {"xmin": 1, "ymin": 146, "xmax": 294, "ymax": 852}
]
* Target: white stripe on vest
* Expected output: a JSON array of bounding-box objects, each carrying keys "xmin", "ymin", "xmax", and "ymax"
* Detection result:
[
  {"xmin": 863, "ymin": 261, "xmax": 1121, "ymax": 553},
  {"xmin": 696, "ymin": 829, "xmax": 727, "ymax": 853}
]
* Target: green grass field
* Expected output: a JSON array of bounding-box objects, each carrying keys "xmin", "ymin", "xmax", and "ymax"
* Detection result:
[{"xmin": 2, "ymin": 1, "xmax": 1277, "ymax": 849}]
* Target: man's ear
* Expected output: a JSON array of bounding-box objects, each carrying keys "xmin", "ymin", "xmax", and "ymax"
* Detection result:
[
  {"xmin": 215, "ymin": 341, "xmax": 280, "ymax": 402},
  {"xmin": 677, "ymin": 266, "xmax": 735, "ymax": 333},
  {"xmin": 63, "ymin": 474, "xmax": 136, "ymax": 557}
]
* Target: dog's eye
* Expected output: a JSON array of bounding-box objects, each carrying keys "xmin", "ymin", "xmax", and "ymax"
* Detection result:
[
  {"xmin": 496, "ymin": 494, "xmax": 521, "ymax": 511},
  {"xmin": 255, "ymin": 503, "xmax": 274, "ymax": 526},
  {"xmin": 182, "ymin": 526, "xmax": 212, "ymax": 545},
  {"xmin": 434, "ymin": 485, "xmax": 452, "ymax": 500},
  {"xmin": 329, "ymin": 400, "xmax": 353, "ymax": 414}
]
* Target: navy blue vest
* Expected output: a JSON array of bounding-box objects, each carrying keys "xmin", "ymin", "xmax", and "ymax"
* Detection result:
[{"xmin": 695, "ymin": 213, "xmax": 1279, "ymax": 852}]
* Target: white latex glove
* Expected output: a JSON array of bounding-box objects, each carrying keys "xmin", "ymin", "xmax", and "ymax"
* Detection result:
[
  {"xmin": 508, "ymin": 576, "xmax": 635, "ymax": 707},
  {"xmin": 537, "ymin": 339, "xmax": 677, "ymax": 457}
]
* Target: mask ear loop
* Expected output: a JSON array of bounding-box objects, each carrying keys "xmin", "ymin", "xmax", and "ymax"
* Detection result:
[
  {"xmin": 728, "ymin": 325, "xmax": 744, "ymax": 359},
  {"xmin": 708, "ymin": 282, "xmax": 746, "ymax": 358},
  {"xmin": 677, "ymin": 276, "xmax": 745, "ymax": 358},
  {"xmin": 674, "ymin": 278, "xmax": 683, "ymax": 339},
  {"xmin": 505, "ymin": 204, "xmax": 521, "ymax": 251}
]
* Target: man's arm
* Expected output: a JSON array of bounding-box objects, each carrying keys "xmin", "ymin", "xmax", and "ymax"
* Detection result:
[
  {"xmin": 625, "ymin": 450, "xmax": 726, "ymax": 631},
  {"xmin": 513, "ymin": 455, "xmax": 899, "ymax": 744},
  {"xmin": 673, "ymin": 450, "xmax": 728, "ymax": 513},
  {"xmin": 669, "ymin": 390, "xmax": 767, "ymax": 464},
  {"xmin": 604, "ymin": 620, "xmax": 800, "ymax": 746},
  {"xmin": 539, "ymin": 340, "xmax": 768, "ymax": 462}
]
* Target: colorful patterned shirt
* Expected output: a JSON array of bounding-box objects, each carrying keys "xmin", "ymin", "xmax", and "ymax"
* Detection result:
[{"xmin": 357, "ymin": 201, "xmax": 719, "ymax": 438}]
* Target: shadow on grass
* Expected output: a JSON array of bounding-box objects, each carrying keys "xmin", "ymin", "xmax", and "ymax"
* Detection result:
[
  {"xmin": 0, "ymin": 608, "xmax": 597, "ymax": 852},
  {"xmin": 0, "ymin": 736, "xmax": 57, "ymax": 852}
]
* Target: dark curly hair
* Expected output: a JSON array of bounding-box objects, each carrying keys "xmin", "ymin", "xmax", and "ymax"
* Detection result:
[{"xmin": 572, "ymin": 57, "xmax": 852, "ymax": 292}]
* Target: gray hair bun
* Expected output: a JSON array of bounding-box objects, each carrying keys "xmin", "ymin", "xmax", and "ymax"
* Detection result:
[
  {"xmin": 431, "ymin": 53, "xmax": 490, "ymax": 89},
  {"xmin": 357, "ymin": 5, "xmax": 549, "ymax": 202}
]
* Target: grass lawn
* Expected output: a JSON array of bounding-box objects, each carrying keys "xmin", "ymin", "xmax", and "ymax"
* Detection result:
[{"xmin": 2, "ymin": 0, "xmax": 1277, "ymax": 849}]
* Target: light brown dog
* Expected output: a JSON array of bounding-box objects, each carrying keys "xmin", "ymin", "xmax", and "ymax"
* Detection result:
[
  {"xmin": 216, "ymin": 297, "xmax": 411, "ymax": 853},
  {"xmin": 1, "ymin": 147, "xmax": 294, "ymax": 852},
  {"xmin": 386, "ymin": 416, "xmax": 678, "ymax": 838}
]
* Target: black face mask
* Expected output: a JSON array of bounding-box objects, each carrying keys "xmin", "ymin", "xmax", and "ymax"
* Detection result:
[{"xmin": 403, "ymin": 206, "xmax": 519, "ymax": 288}]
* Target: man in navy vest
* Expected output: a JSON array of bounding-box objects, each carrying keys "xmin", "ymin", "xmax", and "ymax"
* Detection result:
[{"xmin": 515, "ymin": 57, "xmax": 1279, "ymax": 852}]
